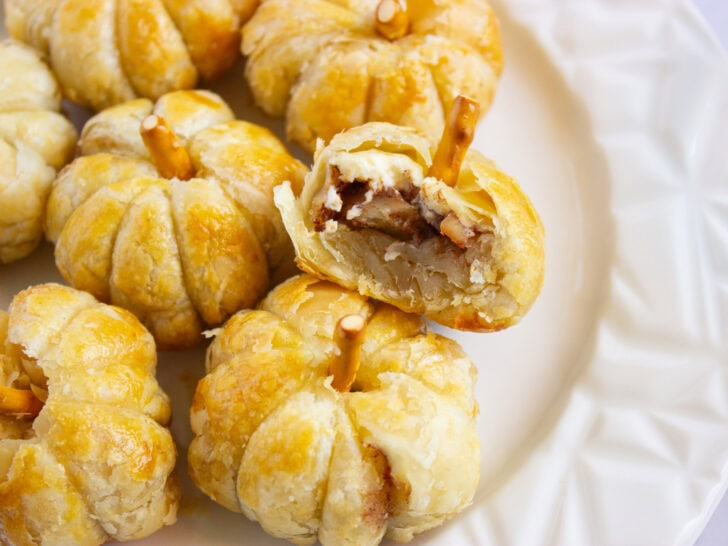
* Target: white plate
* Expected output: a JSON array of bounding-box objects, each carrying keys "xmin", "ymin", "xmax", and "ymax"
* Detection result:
[{"xmin": 1, "ymin": 1, "xmax": 727, "ymax": 545}]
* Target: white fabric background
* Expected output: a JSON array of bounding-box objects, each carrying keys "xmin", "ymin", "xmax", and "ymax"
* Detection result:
[
  {"xmin": 694, "ymin": 0, "xmax": 728, "ymax": 49},
  {"xmin": 692, "ymin": 3, "xmax": 727, "ymax": 545}
]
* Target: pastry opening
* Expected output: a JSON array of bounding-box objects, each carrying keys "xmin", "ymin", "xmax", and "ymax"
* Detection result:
[
  {"xmin": 311, "ymin": 96, "xmax": 487, "ymax": 251},
  {"xmin": 311, "ymin": 166, "xmax": 490, "ymax": 250},
  {"xmin": 313, "ymin": 170, "xmax": 435, "ymax": 242}
]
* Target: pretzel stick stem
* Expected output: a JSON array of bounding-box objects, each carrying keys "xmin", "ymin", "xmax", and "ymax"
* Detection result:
[
  {"xmin": 329, "ymin": 314, "xmax": 367, "ymax": 393},
  {"xmin": 376, "ymin": 0, "xmax": 409, "ymax": 41},
  {"xmin": 0, "ymin": 385, "xmax": 44, "ymax": 418},
  {"xmin": 140, "ymin": 115, "xmax": 195, "ymax": 180},
  {"xmin": 429, "ymin": 95, "xmax": 480, "ymax": 187}
]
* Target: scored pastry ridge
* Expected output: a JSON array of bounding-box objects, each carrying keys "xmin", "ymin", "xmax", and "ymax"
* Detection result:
[
  {"xmin": 0, "ymin": 39, "xmax": 77, "ymax": 265},
  {"xmin": 0, "ymin": 283, "xmax": 179, "ymax": 545},
  {"xmin": 242, "ymin": 0, "xmax": 503, "ymax": 152},
  {"xmin": 45, "ymin": 90, "xmax": 307, "ymax": 349},
  {"xmin": 189, "ymin": 274, "xmax": 480, "ymax": 546},
  {"xmin": 5, "ymin": 0, "xmax": 259, "ymax": 110}
]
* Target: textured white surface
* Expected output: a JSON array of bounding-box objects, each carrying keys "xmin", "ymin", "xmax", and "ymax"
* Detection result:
[
  {"xmin": 1, "ymin": 1, "xmax": 727, "ymax": 545},
  {"xmin": 477, "ymin": 2, "xmax": 728, "ymax": 545},
  {"xmin": 488, "ymin": 1, "xmax": 728, "ymax": 545},
  {"xmin": 695, "ymin": 0, "xmax": 728, "ymax": 49},
  {"xmin": 691, "ymin": 2, "xmax": 728, "ymax": 544}
]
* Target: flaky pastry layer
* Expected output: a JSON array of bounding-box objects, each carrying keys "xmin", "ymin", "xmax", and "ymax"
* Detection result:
[
  {"xmin": 6, "ymin": 0, "xmax": 259, "ymax": 110},
  {"xmin": 190, "ymin": 274, "xmax": 480, "ymax": 546},
  {"xmin": 46, "ymin": 90, "xmax": 306, "ymax": 349},
  {"xmin": 275, "ymin": 122, "xmax": 545, "ymax": 331},
  {"xmin": 0, "ymin": 284, "xmax": 179, "ymax": 546},
  {"xmin": 0, "ymin": 40, "xmax": 77, "ymax": 265},
  {"xmin": 243, "ymin": 0, "xmax": 503, "ymax": 152}
]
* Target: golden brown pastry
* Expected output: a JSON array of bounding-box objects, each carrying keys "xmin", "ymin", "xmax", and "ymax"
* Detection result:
[
  {"xmin": 45, "ymin": 90, "xmax": 307, "ymax": 349},
  {"xmin": 0, "ymin": 283, "xmax": 179, "ymax": 546},
  {"xmin": 189, "ymin": 274, "xmax": 479, "ymax": 545},
  {"xmin": 242, "ymin": 0, "xmax": 503, "ymax": 152},
  {"xmin": 275, "ymin": 97, "xmax": 545, "ymax": 331},
  {"xmin": 0, "ymin": 39, "xmax": 77, "ymax": 265},
  {"xmin": 5, "ymin": 0, "xmax": 259, "ymax": 111}
]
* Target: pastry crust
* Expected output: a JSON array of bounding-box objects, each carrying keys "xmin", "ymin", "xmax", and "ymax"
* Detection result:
[
  {"xmin": 0, "ymin": 40, "xmax": 77, "ymax": 265},
  {"xmin": 190, "ymin": 274, "xmax": 479, "ymax": 545},
  {"xmin": 5, "ymin": 0, "xmax": 259, "ymax": 110},
  {"xmin": 46, "ymin": 90, "xmax": 307, "ymax": 349},
  {"xmin": 274, "ymin": 122, "xmax": 545, "ymax": 331},
  {"xmin": 0, "ymin": 283, "xmax": 179, "ymax": 546},
  {"xmin": 242, "ymin": 0, "xmax": 503, "ymax": 152}
]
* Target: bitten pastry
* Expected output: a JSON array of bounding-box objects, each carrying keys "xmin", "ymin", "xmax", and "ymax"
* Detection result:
[
  {"xmin": 45, "ymin": 90, "xmax": 307, "ymax": 349},
  {"xmin": 189, "ymin": 274, "xmax": 479, "ymax": 546},
  {"xmin": 242, "ymin": 0, "xmax": 503, "ymax": 152},
  {"xmin": 0, "ymin": 39, "xmax": 77, "ymax": 264},
  {"xmin": 275, "ymin": 97, "xmax": 545, "ymax": 331},
  {"xmin": 5, "ymin": 0, "xmax": 258, "ymax": 111},
  {"xmin": 0, "ymin": 283, "xmax": 179, "ymax": 545}
]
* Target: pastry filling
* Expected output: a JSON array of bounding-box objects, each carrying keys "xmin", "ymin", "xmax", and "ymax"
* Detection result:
[
  {"xmin": 311, "ymin": 151, "xmax": 481, "ymax": 250},
  {"xmin": 307, "ymin": 98, "xmax": 502, "ymax": 290},
  {"xmin": 313, "ymin": 172, "xmax": 438, "ymax": 242}
]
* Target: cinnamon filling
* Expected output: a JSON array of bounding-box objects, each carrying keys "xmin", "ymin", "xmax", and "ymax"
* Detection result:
[{"xmin": 312, "ymin": 166, "xmax": 477, "ymax": 248}]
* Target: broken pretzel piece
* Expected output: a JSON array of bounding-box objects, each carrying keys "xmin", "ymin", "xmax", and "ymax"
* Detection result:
[
  {"xmin": 0, "ymin": 384, "xmax": 44, "ymax": 418},
  {"xmin": 439, "ymin": 213, "xmax": 476, "ymax": 249}
]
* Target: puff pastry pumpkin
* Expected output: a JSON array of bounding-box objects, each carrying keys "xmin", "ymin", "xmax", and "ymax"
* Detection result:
[
  {"xmin": 45, "ymin": 90, "xmax": 307, "ymax": 349},
  {"xmin": 242, "ymin": 0, "xmax": 503, "ymax": 152},
  {"xmin": 275, "ymin": 97, "xmax": 545, "ymax": 332},
  {"xmin": 0, "ymin": 39, "xmax": 77, "ymax": 265},
  {"xmin": 189, "ymin": 274, "xmax": 479, "ymax": 545},
  {"xmin": 0, "ymin": 283, "xmax": 179, "ymax": 545},
  {"xmin": 5, "ymin": 0, "xmax": 258, "ymax": 111}
]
